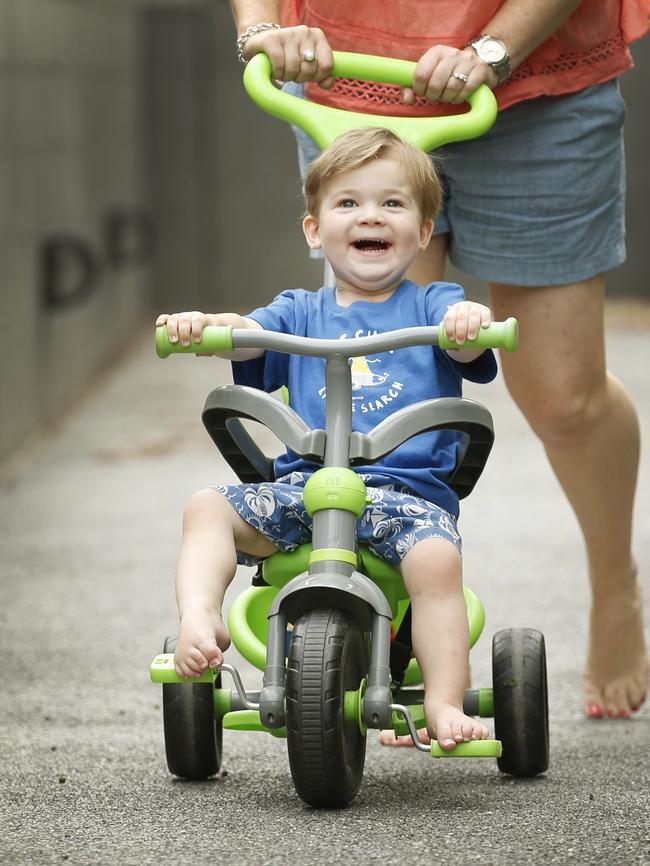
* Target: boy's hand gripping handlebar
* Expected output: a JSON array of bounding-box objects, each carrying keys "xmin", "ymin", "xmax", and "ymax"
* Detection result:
[
  {"xmin": 243, "ymin": 51, "xmax": 498, "ymax": 151},
  {"xmin": 155, "ymin": 318, "xmax": 519, "ymax": 359}
]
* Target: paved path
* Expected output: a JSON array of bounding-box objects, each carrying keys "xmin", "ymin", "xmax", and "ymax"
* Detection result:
[{"xmin": 1, "ymin": 312, "xmax": 649, "ymax": 865}]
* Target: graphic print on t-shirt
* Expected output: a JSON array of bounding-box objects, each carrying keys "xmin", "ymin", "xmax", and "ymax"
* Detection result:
[
  {"xmin": 351, "ymin": 355, "xmax": 390, "ymax": 392},
  {"xmin": 318, "ymin": 333, "xmax": 406, "ymax": 414},
  {"xmin": 349, "ymin": 354, "xmax": 405, "ymax": 414}
]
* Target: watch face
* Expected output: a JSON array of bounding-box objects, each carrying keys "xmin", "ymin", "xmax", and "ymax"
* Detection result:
[{"xmin": 481, "ymin": 38, "xmax": 506, "ymax": 63}]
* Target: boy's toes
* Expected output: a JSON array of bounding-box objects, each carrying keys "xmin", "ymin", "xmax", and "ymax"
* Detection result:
[
  {"xmin": 460, "ymin": 719, "xmax": 476, "ymax": 742},
  {"xmin": 197, "ymin": 640, "xmax": 224, "ymax": 670},
  {"xmin": 175, "ymin": 658, "xmax": 200, "ymax": 678},
  {"xmin": 435, "ymin": 721, "xmax": 456, "ymax": 750},
  {"xmin": 208, "ymin": 647, "xmax": 224, "ymax": 669}
]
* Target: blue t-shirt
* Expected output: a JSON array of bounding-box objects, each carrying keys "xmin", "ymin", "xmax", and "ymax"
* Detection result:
[{"xmin": 233, "ymin": 279, "xmax": 497, "ymax": 516}]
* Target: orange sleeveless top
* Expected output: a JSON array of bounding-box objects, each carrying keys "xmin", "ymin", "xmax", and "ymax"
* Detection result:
[{"xmin": 280, "ymin": 0, "xmax": 650, "ymax": 115}]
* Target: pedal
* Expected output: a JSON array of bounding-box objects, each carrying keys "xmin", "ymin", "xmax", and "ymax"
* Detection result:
[
  {"xmin": 390, "ymin": 702, "xmax": 502, "ymax": 757},
  {"xmin": 430, "ymin": 739, "xmax": 502, "ymax": 758},
  {"xmin": 149, "ymin": 652, "xmax": 215, "ymax": 684}
]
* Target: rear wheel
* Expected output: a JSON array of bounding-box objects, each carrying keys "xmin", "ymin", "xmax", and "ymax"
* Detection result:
[
  {"xmin": 286, "ymin": 609, "xmax": 368, "ymax": 807},
  {"xmin": 492, "ymin": 628, "xmax": 549, "ymax": 777},
  {"xmin": 161, "ymin": 636, "xmax": 223, "ymax": 780}
]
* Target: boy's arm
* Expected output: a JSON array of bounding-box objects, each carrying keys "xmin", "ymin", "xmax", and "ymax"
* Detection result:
[
  {"xmin": 155, "ymin": 310, "xmax": 265, "ymax": 361},
  {"xmin": 442, "ymin": 301, "xmax": 491, "ymax": 363}
]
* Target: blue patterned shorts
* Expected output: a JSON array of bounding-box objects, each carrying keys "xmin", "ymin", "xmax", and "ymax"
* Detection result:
[{"xmin": 214, "ymin": 473, "xmax": 461, "ymax": 567}]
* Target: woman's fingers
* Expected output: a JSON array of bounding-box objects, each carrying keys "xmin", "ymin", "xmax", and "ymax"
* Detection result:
[
  {"xmin": 245, "ymin": 25, "xmax": 333, "ymax": 85},
  {"xmin": 413, "ymin": 46, "xmax": 497, "ymax": 103}
]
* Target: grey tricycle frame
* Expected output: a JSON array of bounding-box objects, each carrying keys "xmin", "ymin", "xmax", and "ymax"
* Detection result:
[{"xmin": 195, "ymin": 324, "xmax": 504, "ymax": 733}]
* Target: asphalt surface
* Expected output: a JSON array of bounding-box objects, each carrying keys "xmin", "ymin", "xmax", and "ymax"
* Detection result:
[{"xmin": 1, "ymin": 308, "xmax": 649, "ymax": 866}]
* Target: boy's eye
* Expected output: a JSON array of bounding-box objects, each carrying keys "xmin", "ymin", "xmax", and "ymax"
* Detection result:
[
  {"xmin": 385, "ymin": 199, "xmax": 403, "ymax": 208},
  {"xmin": 338, "ymin": 199, "xmax": 357, "ymax": 208}
]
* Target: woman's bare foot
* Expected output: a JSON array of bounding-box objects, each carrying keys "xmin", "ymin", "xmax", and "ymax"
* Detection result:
[
  {"xmin": 174, "ymin": 604, "xmax": 231, "ymax": 677},
  {"xmin": 584, "ymin": 573, "xmax": 648, "ymax": 718}
]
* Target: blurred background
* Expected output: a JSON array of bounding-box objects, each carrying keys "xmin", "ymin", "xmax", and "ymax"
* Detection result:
[{"xmin": 1, "ymin": 0, "xmax": 648, "ymax": 467}]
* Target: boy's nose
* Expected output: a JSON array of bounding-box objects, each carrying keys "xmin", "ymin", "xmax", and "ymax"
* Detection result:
[{"xmin": 357, "ymin": 205, "xmax": 385, "ymax": 224}]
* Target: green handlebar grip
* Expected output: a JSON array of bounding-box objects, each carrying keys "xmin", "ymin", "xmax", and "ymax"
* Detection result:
[
  {"xmin": 438, "ymin": 317, "xmax": 519, "ymax": 352},
  {"xmin": 243, "ymin": 51, "xmax": 497, "ymax": 152},
  {"xmin": 155, "ymin": 324, "xmax": 234, "ymax": 358}
]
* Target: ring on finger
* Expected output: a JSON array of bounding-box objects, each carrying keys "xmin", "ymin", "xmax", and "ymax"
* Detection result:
[
  {"xmin": 301, "ymin": 48, "xmax": 316, "ymax": 62},
  {"xmin": 450, "ymin": 71, "xmax": 469, "ymax": 83}
]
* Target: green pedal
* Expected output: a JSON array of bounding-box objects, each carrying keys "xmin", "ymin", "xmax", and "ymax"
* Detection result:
[
  {"xmin": 149, "ymin": 652, "xmax": 215, "ymax": 684},
  {"xmin": 430, "ymin": 739, "xmax": 502, "ymax": 758}
]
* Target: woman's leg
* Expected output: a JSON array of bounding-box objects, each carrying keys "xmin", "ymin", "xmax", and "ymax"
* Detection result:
[
  {"xmin": 174, "ymin": 487, "xmax": 277, "ymax": 677},
  {"xmin": 490, "ymin": 274, "xmax": 647, "ymax": 717},
  {"xmin": 400, "ymin": 537, "xmax": 489, "ymax": 749}
]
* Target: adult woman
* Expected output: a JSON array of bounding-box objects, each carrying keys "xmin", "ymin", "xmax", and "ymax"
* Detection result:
[{"xmin": 228, "ymin": 0, "xmax": 649, "ymax": 720}]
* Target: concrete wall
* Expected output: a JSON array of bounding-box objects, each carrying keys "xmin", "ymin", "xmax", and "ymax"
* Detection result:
[
  {"xmin": 0, "ymin": 0, "xmax": 153, "ymax": 463},
  {"xmin": 144, "ymin": 4, "xmax": 322, "ymax": 315}
]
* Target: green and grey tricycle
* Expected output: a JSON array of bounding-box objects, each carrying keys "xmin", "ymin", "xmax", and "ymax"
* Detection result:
[{"xmin": 149, "ymin": 52, "xmax": 549, "ymax": 808}]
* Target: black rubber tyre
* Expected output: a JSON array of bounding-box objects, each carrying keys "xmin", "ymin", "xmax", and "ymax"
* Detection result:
[
  {"xmin": 286, "ymin": 609, "xmax": 368, "ymax": 807},
  {"xmin": 161, "ymin": 636, "xmax": 223, "ymax": 780},
  {"xmin": 492, "ymin": 627, "xmax": 549, "ymax": 777}
]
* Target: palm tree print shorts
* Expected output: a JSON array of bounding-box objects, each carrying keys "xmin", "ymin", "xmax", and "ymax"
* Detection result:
[{"xmin": 213, "ymin": 472, "xmax": 461, "ymax": 567}]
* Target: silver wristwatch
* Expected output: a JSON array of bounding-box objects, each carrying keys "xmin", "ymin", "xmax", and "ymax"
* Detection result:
[{"xmin": 468, "ymin": 34, "xmax": 511, "ymax": 84}]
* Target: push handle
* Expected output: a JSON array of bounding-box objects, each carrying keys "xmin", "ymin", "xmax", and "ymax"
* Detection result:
[
  {"xmin": 243, "ymin": 51, "xmax": 498, "ymax": 151},
  {"xmin": 155, "ymin": 318, "xmax": 518, "ymax": 359}
]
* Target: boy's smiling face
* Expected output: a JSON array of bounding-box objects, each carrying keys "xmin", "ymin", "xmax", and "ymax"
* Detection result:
[{"xmin": 302, "ymin": 156, "xmax": 434, "ymax": 305}]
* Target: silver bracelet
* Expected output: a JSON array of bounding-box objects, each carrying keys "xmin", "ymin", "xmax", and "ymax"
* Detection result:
[{"xmin": 236, "ymin": 23, "xmax": 281, "ymax": 63}]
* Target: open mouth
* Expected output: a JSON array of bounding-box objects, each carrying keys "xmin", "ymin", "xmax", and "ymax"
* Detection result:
[{"xmin": 352, "ymin": 239, "xmax": 390, "ymax": 253}]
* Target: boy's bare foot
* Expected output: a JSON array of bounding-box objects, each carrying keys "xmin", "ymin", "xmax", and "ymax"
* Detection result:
[
  {"xmin": 174, "ymin": 605, "xmax": 231, "ymax": 677},
  {"xmin": 378, "ymin": 728, "xmax": 431, "ymax": 747},
  {"xmin": 379, "ymin": 701, "xmax": 489, "ymax": 749},
  {"xmin": 584, "ymin": 574, "xmax": 648, "ymax": 718},
  {"xmin": 425, "ymin": 699, "xmax": 489, "ymax": 750}
]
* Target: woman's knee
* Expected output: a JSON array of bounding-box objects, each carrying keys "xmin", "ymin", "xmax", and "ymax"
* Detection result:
[{"xmin": 505, "ymin": 367, "xmax": 609, "ymax": 444}]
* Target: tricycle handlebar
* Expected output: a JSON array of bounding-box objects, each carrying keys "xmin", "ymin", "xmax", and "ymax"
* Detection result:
[{"xmin": 155, "ymin": 319, "xmax": 518, "ymax": 359}]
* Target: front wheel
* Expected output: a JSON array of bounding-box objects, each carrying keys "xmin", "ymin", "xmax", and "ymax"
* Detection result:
[
  {"xmin": 492, "ymin": 627, "xmax": 549, "ymax": 777},
  {"xmin": 161, "ymin": 636, "xmax": 223, "ymax": 780},
  {"xmin": 286, "ymin": 609, "xmax": 368, "ymax": 807}
]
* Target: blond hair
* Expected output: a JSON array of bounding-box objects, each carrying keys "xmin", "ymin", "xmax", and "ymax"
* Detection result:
[{"xmin": 304, "ymin": 127, "xmax": 442, "ymax": 221}]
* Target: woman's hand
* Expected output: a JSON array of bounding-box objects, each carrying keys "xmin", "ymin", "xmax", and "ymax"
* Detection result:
[
  {"xmin": 403, "ymin": 45, "xmax": 498, "ymax": 105},
  {"xmin": 243, "ymin": 25, "xmax": 334, "ymax": 87}
]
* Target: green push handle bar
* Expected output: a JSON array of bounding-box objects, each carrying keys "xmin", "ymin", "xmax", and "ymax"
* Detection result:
[
  {"xmin": 243, "ymin": 51, "xmax": 498, "ymax": 151},
  {"xmin": 155, "ymin": 317, "xmax": 518, "ymax": 358}
]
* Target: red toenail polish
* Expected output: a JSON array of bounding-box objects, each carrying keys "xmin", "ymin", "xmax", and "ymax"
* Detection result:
[{"xmin": 619, "ymin": 711, "xmax": 629, "ymax": 718}]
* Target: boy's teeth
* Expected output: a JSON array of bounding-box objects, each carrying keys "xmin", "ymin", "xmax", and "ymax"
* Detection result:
[{"xmin": 354, "ymin": 239, "xmax": 388, "ymax": 250}]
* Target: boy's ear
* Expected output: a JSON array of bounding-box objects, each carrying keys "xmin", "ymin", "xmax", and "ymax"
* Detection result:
[
  {"xmin": 302, "ymin": 214, "xmax": 322, "ymax": 250},
  {"xmin": 419, "ymin": 218, "xmax": 434, "ymax": 250}
]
